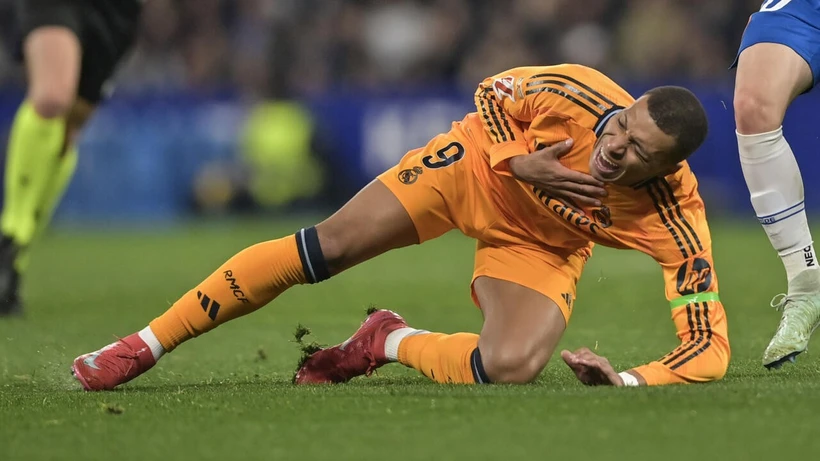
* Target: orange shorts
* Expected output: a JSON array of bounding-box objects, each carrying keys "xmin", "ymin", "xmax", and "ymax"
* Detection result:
[{"xmin": 377, "ymin": 121, "xmax": 587, "ymax": 322}]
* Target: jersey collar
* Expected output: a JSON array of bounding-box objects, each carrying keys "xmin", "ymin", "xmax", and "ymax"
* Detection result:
[{"xmin": 594, "ymin": 106, "xmax": 624, "ymax": 138}]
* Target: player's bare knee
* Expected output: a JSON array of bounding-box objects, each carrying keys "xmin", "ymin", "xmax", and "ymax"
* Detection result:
[
  {"xmin": 481, "ymin": 346, "xmax": 547, "ymax": 384},
  {"xmin": 733, "ymin": 88, "xmax": 785, "ymax": 134}
]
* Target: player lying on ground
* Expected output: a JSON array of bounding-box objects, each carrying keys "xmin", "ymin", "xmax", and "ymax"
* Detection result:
[
  {"xmin": 0, "ymin": 0, "xmax": 143, "ymax": 315},
  {"xmin": 732, "ymin": 0, "xmax": 820, "ymax": 368},
  {"xmin": 72, "ymin": 64, "xmax": 729, "ymax": 390}
]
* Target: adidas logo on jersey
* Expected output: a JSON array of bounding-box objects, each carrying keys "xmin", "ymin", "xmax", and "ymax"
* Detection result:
[{"xmin": 561, "ymin": 293, "xmax": 574, "ymax": 312}]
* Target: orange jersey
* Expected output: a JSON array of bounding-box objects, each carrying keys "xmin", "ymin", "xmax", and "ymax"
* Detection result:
[
  {"xmin": 464, "ymin": 64, "xmax": 728, "ymax": 384},
  {"xmin": 463, "ymin": 65, "xmax": 714, "ymax": 302}
]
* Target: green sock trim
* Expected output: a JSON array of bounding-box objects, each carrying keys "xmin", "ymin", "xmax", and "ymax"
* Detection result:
[{"xmin": 669, "ymin": 292, "xmax": 720, "ymax": 309}]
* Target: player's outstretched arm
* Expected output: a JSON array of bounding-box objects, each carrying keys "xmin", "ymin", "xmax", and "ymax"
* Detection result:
[
  {"xmin": 562, "ymin": 293, "xmax": 730, "ymax": 387},
  {"xmin": 636, "ymin": 234, "xmax": 732, "ymax": 386},
  {"xmin": 562, "ymin": 245, "xmax": 731, "ymax": 387},
  {"xmin": 624, "ymin": 292, "xmax": 730, "ymax": 386},
  {"xmin": 566, "ymin": 259, "xmax": 730, "ymax": 387}
]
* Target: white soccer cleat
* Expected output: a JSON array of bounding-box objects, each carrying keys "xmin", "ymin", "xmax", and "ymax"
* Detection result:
[{"xmin": 762, "ymin": 273, "xmax": 820, "ymax": 369}]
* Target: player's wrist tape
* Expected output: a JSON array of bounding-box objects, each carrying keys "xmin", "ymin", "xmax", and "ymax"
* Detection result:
[
  {"xmin": 669, "ymin": 292, "xmax": 720, "ymax": 309},
  {"xmin": 618, "ymin": 371, "xmax": 640, "ymax": 387}
]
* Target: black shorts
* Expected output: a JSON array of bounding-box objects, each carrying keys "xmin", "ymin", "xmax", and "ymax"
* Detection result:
[{"xmin": 15, "ymin": 0, "xmax": 142, "ymax": 103}]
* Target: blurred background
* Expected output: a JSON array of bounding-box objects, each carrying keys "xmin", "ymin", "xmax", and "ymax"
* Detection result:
[{"xmin": 0, "ymin": 0, "xmax": 815, "ymax": 223}]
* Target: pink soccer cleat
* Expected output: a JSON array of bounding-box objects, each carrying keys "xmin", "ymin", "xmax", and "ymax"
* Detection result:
[
  {"xmin": 294, "ymin": 309, "xmax": 409, "ymax": 384},
  {"xmin": 71, "ymin": 333, "xmax": 156, "ymax": 391}
]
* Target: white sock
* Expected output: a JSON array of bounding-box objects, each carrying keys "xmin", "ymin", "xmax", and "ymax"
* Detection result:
[
  {"xmin": 384, "ymin": 327, "xmax": 428, "ymax": 361},
  {"xmin": 738, "ymin": 127, "xmax": 820, "ymax": 291},
  {"xmin": 781, "ymin": 245, "xmax": 820, "ymax": 292},
  {"xmin": 138, "ymin": 326, "xmax": 166, "ymax": 361}
]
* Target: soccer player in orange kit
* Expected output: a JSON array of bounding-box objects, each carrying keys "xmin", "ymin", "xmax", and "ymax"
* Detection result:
[{"xmin": 72, "ymin": 64, "xmax": 728, "ymax": 390}]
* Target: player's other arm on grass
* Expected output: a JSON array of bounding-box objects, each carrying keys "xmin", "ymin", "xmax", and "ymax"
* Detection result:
[
  {"xmin": 623, "ymin": 248, "xmax": 731, "ymax": 386},
  {"xmin": 624, "ymin": 186, "xmax": 731, "ymax": 386},
  {"xmin": 562, "ymin": 250, "xmax": 730, "ymax": 387},
  {"xmin": 474, "ymin": 68, "xmax": 606, "ymax": 207}
]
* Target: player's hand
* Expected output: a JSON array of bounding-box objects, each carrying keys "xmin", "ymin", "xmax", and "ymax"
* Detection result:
[
  {"xmin": 561, "ymin": 348, "xmax": 624, "ymax": 386},
  {"xmin": 508, "ymin": 139, "xmax": 607, "ymax": 208}
]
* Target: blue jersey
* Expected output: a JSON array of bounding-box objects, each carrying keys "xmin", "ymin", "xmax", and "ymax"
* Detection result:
[{"xmin": 735, "ymin": 0, "xmax": 820, "ymax": 86}]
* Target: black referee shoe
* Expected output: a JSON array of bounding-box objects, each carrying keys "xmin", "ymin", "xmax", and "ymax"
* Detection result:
[{"xmin": 0, "ymin": 236, "xmax": 22, "ymax": 317}]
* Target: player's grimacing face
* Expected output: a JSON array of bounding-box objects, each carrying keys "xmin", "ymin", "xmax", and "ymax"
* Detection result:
[{"xmin": 589, "ymin": 96, "xmax": 678, "ymax": 186}]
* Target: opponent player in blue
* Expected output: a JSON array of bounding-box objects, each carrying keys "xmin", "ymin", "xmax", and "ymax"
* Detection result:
[{"xmin": 733, "ymin": 0, "xmax": 820, "ymax": 368}]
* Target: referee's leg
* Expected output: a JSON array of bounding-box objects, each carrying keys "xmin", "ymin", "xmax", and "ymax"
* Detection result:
[{"xmin": 23, "ymin": 24, "xmax": 81, "ymax": 118}]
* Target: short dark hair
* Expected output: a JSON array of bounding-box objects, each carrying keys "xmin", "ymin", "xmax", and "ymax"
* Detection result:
[{"xmin": 644, "ymin": 86, "xmax": 708, "ymax": 163}]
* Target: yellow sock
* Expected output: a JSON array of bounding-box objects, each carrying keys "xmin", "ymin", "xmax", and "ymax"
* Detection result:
[
  {"xmin": 16, "ymin": 146, "xmax": 78, "ymax": 271},
  {"xmin": 150, "ymin": 235, "xmax": 308, "ymax": 351},
  {"xmin": 1, "ymin": 101, "xmax": 66, "ymax": 246},
  {"xmin": 397, "ymin": 332, "xmax": 481, "ymax": 384},
  {"xmin": 35, "ymin": 145, "xmax": 77, "ymax": 236}
]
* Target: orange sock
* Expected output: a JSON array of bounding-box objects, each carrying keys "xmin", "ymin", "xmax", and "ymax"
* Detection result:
[
  {"xmin": 397, "ymin": 332, "xmax": 486, "ymax": 384},
  {"xmin": 150, "ymin": 229, "xmax": 327, "ymax": 351}
]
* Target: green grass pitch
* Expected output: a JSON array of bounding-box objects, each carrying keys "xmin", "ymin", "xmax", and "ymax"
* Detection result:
[{"xmin": 2, "ymin": 217, "xmax": 819, "ymax": 460}]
